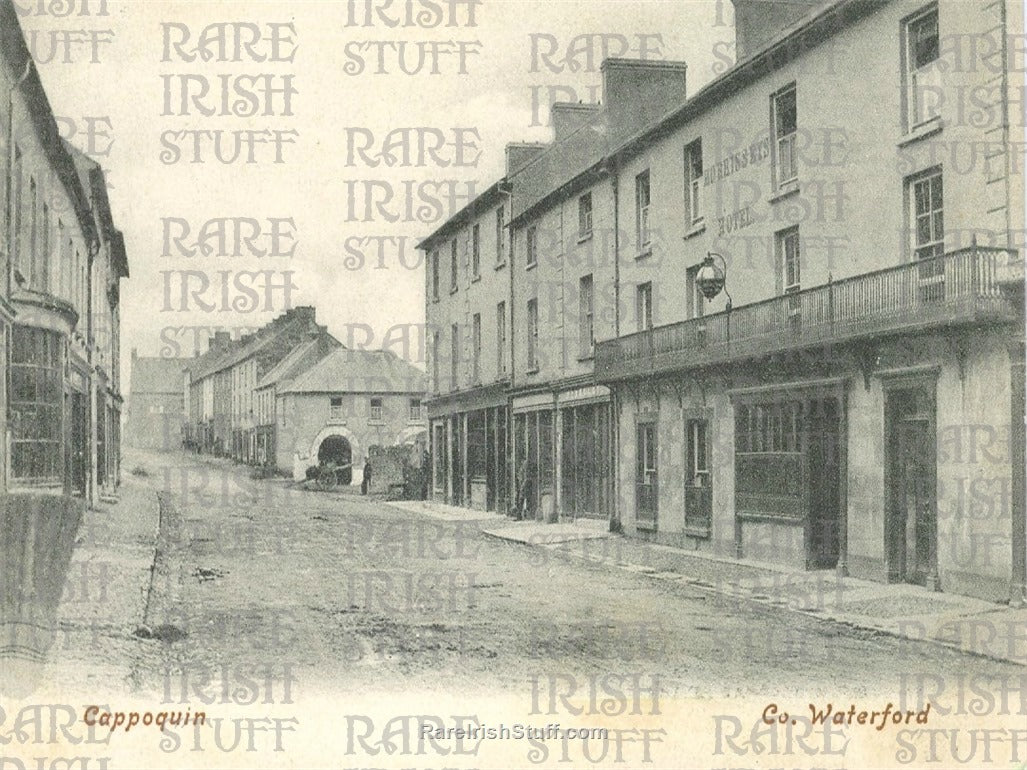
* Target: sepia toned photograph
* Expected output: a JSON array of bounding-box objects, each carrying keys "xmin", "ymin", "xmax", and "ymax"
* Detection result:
[{"xmin": 0, "ymin": 0, "xmax": 1024, "ymax": 767}]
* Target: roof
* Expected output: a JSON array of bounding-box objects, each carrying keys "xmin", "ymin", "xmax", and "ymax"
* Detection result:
[
  {"xmin": 130, "ymin": 357, "xmax": 187, "ymax": 396},
  {"xmin": 255, "ymin": 335, "xmax": 340, "ymax": 390},
  {"xmin": 0, "ymin": 6, "xmax": 99, "ymax": 251},
  {"xmin": 281, "ymin": 349, "xmax": 426, "ymax": 395}
]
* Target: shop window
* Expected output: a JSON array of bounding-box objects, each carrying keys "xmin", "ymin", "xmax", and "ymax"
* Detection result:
[{"xmin": 10, "ymin": 326, "xmax": 63, "ymax": 485}]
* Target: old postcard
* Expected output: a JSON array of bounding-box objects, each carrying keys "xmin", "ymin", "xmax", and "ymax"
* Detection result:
[{"xmin": 1, "ymin": 0, "xmax": 1025, "ymax": 767}]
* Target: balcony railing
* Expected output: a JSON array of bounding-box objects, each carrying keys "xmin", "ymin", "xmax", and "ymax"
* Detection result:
[{"xmin": 596, "ymin": 247, "xmax": 1021, "ymax": 382}]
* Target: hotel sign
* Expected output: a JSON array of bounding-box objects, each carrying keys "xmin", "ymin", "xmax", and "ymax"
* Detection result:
[{"xmin": 704, "ymin": 137, "xmax": 771, "ymax": 187}]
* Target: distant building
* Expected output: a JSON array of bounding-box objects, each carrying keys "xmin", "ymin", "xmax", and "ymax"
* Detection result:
[
  {"xmin": 125, "ymin": 351, "xmax": 185, "ymax": 450},
  {"xmin": 183, "ymin": 307, "xmax": 331, "ymax": 460},
  {"xmin": 254, "ymin": 332, "xmax": 341, "ymax": 466},
  {"xmin": 275, "ymin": 348, "xmax": 427, "ymax": 482}
]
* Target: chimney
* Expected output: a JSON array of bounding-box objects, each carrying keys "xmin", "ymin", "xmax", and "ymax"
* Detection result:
[
  {"xmin": 731, "ymin": 0, "xmax": 827, "ymax": 61},
  {"xmin": 505, "ymin": 142, "xmax": 547, "ymax": 176},
  {"xmin": 211, "ymin": 331, "xmax": 231, "ymax": 352},
  {"xmin": 601, "ymin": 58, "xmax": 687, "ymax": 145},
  {"xmin": 550, "ymin": 102, "xmax": 601, "ymax": 143},
  {"xmin": 288, "ymin": 306, "xmax": 316, "ymax": 324}
]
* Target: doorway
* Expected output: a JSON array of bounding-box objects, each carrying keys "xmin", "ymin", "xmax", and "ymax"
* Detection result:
[
  {"xmin": 807, "ymin": 398, "xmax": 840, "ymax": 569},
  {"xmin": 885, "ymin": 382, "xmax": 937, "ymax": 588}
]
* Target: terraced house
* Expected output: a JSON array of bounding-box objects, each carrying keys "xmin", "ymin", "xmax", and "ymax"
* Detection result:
[
  {"xmin": 1, "ymin": 3, "xmax": 128, "ymax": 504},
  {"xmin": 183, "ymin": 306, "xmax": 333, "ymax": 460},
  {"xmin": 1, "ymin": 3, "xmax": 128, "ymax": 666},
  {"xmin": 424, "ymin": 0, "xmax": 1026, "ymax": 605}
]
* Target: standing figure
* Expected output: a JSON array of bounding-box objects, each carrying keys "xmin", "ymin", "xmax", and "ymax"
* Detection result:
[{"xmin": 361, "ymin": 457, "xmax": 373, "ymax": 495}]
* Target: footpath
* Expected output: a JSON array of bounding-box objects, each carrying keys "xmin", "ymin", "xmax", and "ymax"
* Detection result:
[{"xmin": 392, "ymin": 500, "xmax": 1027, "ymax": 667}]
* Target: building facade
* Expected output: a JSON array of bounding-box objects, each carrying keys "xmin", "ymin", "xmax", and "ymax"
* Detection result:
[
  {"xmin": 183, "ymin": 307, "xmax": 333, "ymax": 460},
  {"xmin": 275, "ymin": 348, "xmax": 427, "ymax": 482},
  {"xmin": 1, "ymin": 4, "xmax": 127, "ymax": 503},
  {"xmin": 1, "ymin": 4, "xmax": 128, "ymax": 675},
  {"xmin": 125, "ymin": 350, "xmax": 186, "ymax": 451},
  {"xmin": 422, "ymin": 0, "xmax": 1026, "ymax": 604}
]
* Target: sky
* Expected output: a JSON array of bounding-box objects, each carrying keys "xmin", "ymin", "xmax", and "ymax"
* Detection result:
[{"xmin": 14, "ymin": 0, "xmax": 736, "ymax": 392}]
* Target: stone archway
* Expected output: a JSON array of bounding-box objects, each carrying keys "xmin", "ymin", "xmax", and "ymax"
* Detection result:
[
  {"xmin": 317, "ymin": 435, "xmax": 353, "ymax": 485},
  {"xmin": 308, "ymin": 426, "xmax": 361, "ymax": 485}
]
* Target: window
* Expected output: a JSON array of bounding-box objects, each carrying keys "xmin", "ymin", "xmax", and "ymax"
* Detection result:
[
  {"xmin": 684, "ymin": 140, "xmax": 703, "ymax": 226},
  {"xmin": 449, "ymin": 239, "xmax": 458, "ymax": 291},
  {"xmin": 472, "ymin": 312, "xmax": 481, "ymax": 383},
  {"xmin": 29, "ymin": 177, "xmax": 37, "ymax": 286},
  {"xmin": 496, "ymin": 206, "xmax": 505, "ymax": 264},
  {"xmin": 471, "ymin": 223, "xmax": 481, "ymax": 279},
  {"xmin": 777, "ymin": 227, "xmax": 801, "ymax": 294},
  {"xmin": 686, "ymin": 264, "xmax": 705, "ymax": 320},
  {"xmin": 579, "ymin": 274, "xmax": 594, "ymax": 357},
  {"xmin": 409, "ymin": 399, "xmax": 423, "ymax": 421},
  {"xmin": 329, "ymin": 396, "xmax": 345, "ymax": 421},
  {"xmin": 636, "ymin": 282, "xmax": 653, "ymax": 332},
  {"xmin": 777, "ymin": 227, "xmax": 801, "ymax": 320},
  {"xmin": 432, "ymin": 330, "xmax": 441, "ymax": 392},
  {"xmin": 578, "ymin": 192, "xmax": 593, "ymax": 239},
  {"xmin": 526, "ymin": 224, "xmax": 538, "ymax": 267},
  {"xmin": 41, "ymin": 203, "xmax": 49, "ymax": 292},
  {"xmin": 912, "ymin": 170, "xmax": 944, "ymax": 261},
  {"xmin": 527, "ymin": 298, "xmax": 539, "ymax": 371},
  {"xmin": 450, "ymin": 323, "xmax": 460, "ymax": 388},
  {"xmin": 911, "ymin": 169, "xmax": 944, "ymax": 299},
  {"xmin": 431, "ymin": 249, "xmax": 440, "ymax": 300},
  {"xmin": 13, "ymin": 146, "xmax": 22, "ymax": 274},
  {"xmin": 684, "ymin": 416, "xmax": 712, "ymax": 536},
  {"xmin": 635, "ymin": 170, "xmax": 651, "ymax": 252},
  {"xmin": 906, "ymin": 7, "xmax": 941, "ymax": 128},
  {"xmin": 496, "ymin": 301, "xmax": 507, "ymax": 376},
  {"xmin": 772, "ymin": 86, "xmax": 798, "ymax": 188},
  {"xmin": 10, "ymin": 326, "xmax": 63, "ymax": 484},
  {"xmin": 369, "ymin": 397, "xmax": 384, "ymax": 421}
]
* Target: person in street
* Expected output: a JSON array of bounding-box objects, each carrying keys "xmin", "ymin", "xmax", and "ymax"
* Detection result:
[
  {"xmin": 361, "ymin": 457, "xmax": 372, "ymax": 495},
  {"xmin": 515, "ymin": 459, "xmax": 533, "ymax": 520}
]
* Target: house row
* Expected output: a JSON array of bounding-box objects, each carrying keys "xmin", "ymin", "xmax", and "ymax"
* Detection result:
[
  {"xmin": 157, "ymin": 306, "xmax": 428, "ymax": 482},
  {"xmin": 1, "ymin": 2, "xmax": 127, "ymax": 504},
  {"xmin": 420, "ymin": 0, "xmax": 1026, "ymax": 604},
  {"xmin": 1, "ymin": 3, "xmax": 128, "ymax": 673}
]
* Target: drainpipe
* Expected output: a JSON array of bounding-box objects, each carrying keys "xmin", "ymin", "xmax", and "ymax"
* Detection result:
[
  {"xmin": 610, "ymin": 160, "xmax": 621, "ymax": 530},
  {"xmin": 499, "ymin": 181, "xmax": 514, "ymax": 513}
]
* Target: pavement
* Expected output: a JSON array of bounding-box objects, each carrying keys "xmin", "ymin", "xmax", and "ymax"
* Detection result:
[{"xmin": 409, "ymin": 505, "xmax": 1027, "ymax": 667}]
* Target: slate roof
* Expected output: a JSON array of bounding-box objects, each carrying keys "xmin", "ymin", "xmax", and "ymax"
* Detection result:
[
  {"xmin": 281, "ymin": 349, "xmax": 426, "ymax": 395},
  {"xmin": 255, "ymin": 336, "xmax": 341, "ymax": 390}
]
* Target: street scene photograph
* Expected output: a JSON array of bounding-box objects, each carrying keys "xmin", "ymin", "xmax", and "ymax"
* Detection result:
[{"xmin": 0, "ymin": 0, "xmax": 1025, "ymax": 767}]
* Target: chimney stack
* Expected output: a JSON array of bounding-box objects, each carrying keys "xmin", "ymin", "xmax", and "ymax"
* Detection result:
[
  {"xmin": 731, "ymin": 0, "xmax": 827, "ymax": 61},
  {"xmin": 601, "ymin": 58, "xmax": 687, "ymax": 145}
]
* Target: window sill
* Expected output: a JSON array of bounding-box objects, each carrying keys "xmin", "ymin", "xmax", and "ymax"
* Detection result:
[
  {"xmin": 471, "ymin": 274, "xmax": 481, "ymax": 284},
  {"xmin": 577, "ymin": 232, "xmax": 593, "ymax": 244},
  {"xmin": 328, "ymin": 418, "xmax": 347, "ymax": 425},
  {"xmin": 449, "ymin": 286, "xmax": 458, "ymax": 295},
  {"xmin": 898, "ymin": 117, "xmax": 943, "ymax": 148},
  {"xmin": 636, "ymin": 519, "xmax": 658, "ymax": 532},
  {"xmin": 577, "ymin": 353, "xmax": 595, "ymax": 362},
  {"xmin": 431, "ymin": 296, "xmax": 440, "ymax": 303},
  {"xmin": 526, "ymin": 261, "xmax": 537, "ymax": 271},
  {"xmin": 495, "ymin": 261, "xmax": 506, "ymax": 271},
  {"xmin": 526, "ymin": 367, "xmax": 539, "ymax": 375},
  {"xmin": 683, "ymin": 221, "xmax": 705, "ymax": 240},
  {"xmin": 636, "ymin": 246, "xmax": 652, "ymax": 261},
  {"xmin": 768, "ymin": 182, "xmax": 800, "ymax": 205},
  {"xmin": 367, "ymin": 419, "xmax": 386, "ymax": 426}
]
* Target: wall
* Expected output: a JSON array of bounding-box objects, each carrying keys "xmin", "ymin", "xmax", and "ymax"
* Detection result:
[{"xmin": 275, "ymin": 391, "xmax": 427, "ymax": 476}]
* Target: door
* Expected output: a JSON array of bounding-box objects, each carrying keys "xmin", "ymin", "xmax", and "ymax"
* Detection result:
[
  {"xmin": 636, "ymin": 422, "xmax": 658, "ymax": 528},
  {"xmin": 895, "ymin": 419, "xmax": 934, "ymax": 585},
  {"xmin": 885, "ymin": 384, "xmax": 937, "ymax": 587},
  {"xmin": 806, "ymin": 398, "xmax": 840, "ymax": 569}
]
